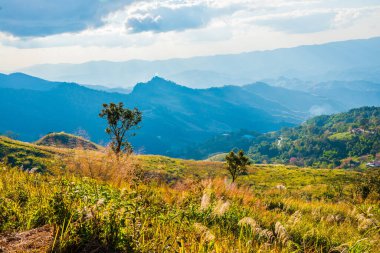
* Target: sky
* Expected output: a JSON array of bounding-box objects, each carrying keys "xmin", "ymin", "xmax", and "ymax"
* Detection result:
[{"xmin": 0, "ymin": 0, "xmax": 380, "ymax": 72}]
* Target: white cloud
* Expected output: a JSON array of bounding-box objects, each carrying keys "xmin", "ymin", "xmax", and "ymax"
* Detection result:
[
  {"xmin": 332, "ymin": 7, "xmax": 376, "ymax": 28},
  {"xmin": 240, "ymin": 6, "xmax": 380, "ymax": 34},
  {"xmin": 113, "ymin": 0, "xmax": 242, "ymax": 33},
  {"xmin": 0, "ymin": 28, "xmax": 157, "ymax": 49},
  {"xmin": 0, "ymin": 0, "xmax": 380, "ymax": 71}
]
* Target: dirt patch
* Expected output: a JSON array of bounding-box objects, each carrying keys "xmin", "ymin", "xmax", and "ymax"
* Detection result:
[{"xmin": 0, "ymin": 225, "xmax": 53, "ymax": 253}]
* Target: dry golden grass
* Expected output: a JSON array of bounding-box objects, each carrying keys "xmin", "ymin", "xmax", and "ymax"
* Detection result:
[{"xmin": 1, "ymin": 137, "xmax": 379, "ymax": 252}]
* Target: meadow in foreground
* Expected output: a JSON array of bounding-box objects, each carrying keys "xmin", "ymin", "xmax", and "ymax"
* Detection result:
[{"xmin": 0, "ymin": 146, "xmax": 379, "ymax": 252}]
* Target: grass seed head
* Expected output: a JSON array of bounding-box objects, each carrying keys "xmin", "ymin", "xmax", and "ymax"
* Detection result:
[
  {"xmin": 275, "ymin": 222, "xmax": 289, "ymax": 245},
  {"xmin": 200, "ymin": 193, "xmax": 211, "ymax": 210},
  {"xmin": 193, "ymin": 223, "xmax": 215, "ymax": 242},
  {"xmin": 288, "ymin": 210, "xmax": 302, "ymax": 225},
  {"xmin": 213, "ymin": 200, "xmax": 230, "ymax": 216},
  {"xmin": 238, "ymin": 217, "xmax": 258, "ymax": 228}
]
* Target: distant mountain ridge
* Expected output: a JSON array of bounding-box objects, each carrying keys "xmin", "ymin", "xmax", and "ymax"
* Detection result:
[
  {"xmin": 1, "ymin": 73, "xmax": 379, "ymax": 157},
  {"xmin": 19, "ymin": 37, "xmax": 380, "ymax": 88},
  {"xmin": 0, "ymin": 73, "xmax": 296, "ymax": 155}
]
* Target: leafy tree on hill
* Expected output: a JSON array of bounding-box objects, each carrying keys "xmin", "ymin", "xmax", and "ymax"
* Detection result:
[
  {"xmin": 99, "ymin": 102, "xmax": 142, "ymax": 154},
  {"xmin": 248, "ymin": 107, "xmax": 380, "ymax": 168},
  {"xmin": 225, "ymin": 150, "xmax": 251, "ymax": 182}
]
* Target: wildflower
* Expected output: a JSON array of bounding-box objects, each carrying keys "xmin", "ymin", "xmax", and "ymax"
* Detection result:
[{"xmin": 213, "ymin": 200, "xmax": 230, "ymax": 216}]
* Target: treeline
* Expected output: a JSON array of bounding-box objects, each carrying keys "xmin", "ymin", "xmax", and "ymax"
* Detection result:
[{"xmin": 248, "ymin": 107, "xmax": 380, "ymax": 168}]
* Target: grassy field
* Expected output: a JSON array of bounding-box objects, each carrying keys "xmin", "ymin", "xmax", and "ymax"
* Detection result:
[{"xmin": 0, "ymin": 137, "xmax": 379, "ymax": 252}]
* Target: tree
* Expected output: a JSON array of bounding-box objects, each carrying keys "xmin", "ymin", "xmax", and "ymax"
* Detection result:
[
  {"xmin": 225, "ymin": 150, "xmax": 251, "ymax": 182},
  {"xmin": 355, "ymin": 169, "xmax": 380, "ymax": 200},
  {"xmin": 99, "ymin": 102, "xmax": 142, "ymax": 154}
]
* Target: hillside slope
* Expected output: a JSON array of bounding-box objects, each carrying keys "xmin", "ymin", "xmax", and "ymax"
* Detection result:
[
  {"xmin": 1, "ymin": 136, "xmax": 379, "ymax": 253},
  {"xmin": 35, "ymin": 132, "xmax": 101, "ymax": 150},
  {"xmin": 248, "ymin": 107, "xmax": 380, "ymax": 167},
  {"xmin": 0, "ymin": 136, "xmax": 61, "ymax": 172}
]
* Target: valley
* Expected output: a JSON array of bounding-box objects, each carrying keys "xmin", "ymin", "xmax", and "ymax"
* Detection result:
[
  {"xmin": 1, "ymin": 6, "xmax": 380, "ymax": 251},
  {"xmin": 1, "ymin": 72, "xmax": 379, "ymax": 159}
]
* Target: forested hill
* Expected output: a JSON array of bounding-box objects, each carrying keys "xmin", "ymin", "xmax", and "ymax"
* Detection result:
[{"xmin": 248, "ymin": 107, "xmax": 380, "ymax": 168}]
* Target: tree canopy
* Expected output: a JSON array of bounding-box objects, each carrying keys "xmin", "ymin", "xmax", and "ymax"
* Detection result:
[
  {"xmin": 99, "ymin": 102, "xmax": 142, "ymax": 154},
  {"xmin": 225, "ymin": 150, "xmax": 251, "ymax": 182}
]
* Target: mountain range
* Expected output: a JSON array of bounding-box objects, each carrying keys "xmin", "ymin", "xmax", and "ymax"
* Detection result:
[
  {"xmin": 0, "ymin": 72, "xmax": 379, "ymax": 157},
  {"xmin": 19, "ymin": 37, "xmax": 380, "ymax": 88}
]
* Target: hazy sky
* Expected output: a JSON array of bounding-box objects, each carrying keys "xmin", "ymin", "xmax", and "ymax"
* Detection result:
[{"xmin": 0, "ymin": 0, "xmax": 379, "ymax": 72}]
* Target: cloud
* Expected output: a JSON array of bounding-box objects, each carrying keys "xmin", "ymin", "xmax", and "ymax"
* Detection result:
[
  {"xmin": 1, "ymin": 0, "xmax": 377, "ymax": 38},
  {"xmin": 0, "ymin": 0, "xmax": 133, "ymax": 37},
  {"xmin": 1, "ymin": 0, "xmax": 380, "ymax": 72},
  {"xmin": 122, "ymin": 1, "xmax": 240, "ymax": 33},
  {"xmin": 126, "ymin": 5, "xmax": 209, "ymax": 33},
  {"xmin": 0, "ymin": 28, "xmax": 158, "ymax": 49},
  {"xmin": 251, "ymin": 7, "xmax": 379, "ymax": 34},
  {"xmin": 332, "ymin": 8, "xmax": 374, "ymax": 28},
  {"xmin": 254, "ymin": 11, "xmax": 336, "ymax": 34}
]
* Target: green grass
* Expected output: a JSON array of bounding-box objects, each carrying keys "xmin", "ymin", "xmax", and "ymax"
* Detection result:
[
  {"xmin": 138, "ymin": 155, "xmax": 226, "ymax": 182},
  {"xmin": 0, "ymin": 136, "xmax": 62, "ymax": 172},
  {"xmin": 205, "ymin": 153, "xmax": 227, "ymax": 162},
  {"xmin": 35, "ymin": 132, "xmax": 102, "ymax": 150},
  {"xmin": 328, "ymin": 132, "xmax": 353, "ymax": 141},
  {"xmin": 1, "ymin": 137, "xmax": 379, "ymax": 252}
]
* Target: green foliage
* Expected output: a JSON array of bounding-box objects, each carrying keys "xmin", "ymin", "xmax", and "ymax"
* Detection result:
[
  {"xmin": 248, "ymin": 107, "xmax": 380, "ymax": 167},
  {"xmin": 356, "ymin": 169, "xmax": 380, "ymax": 200},
  {"xmin": 328, "ymin": 132, "xmax": 353, "ymax": 141},
  {"xmin": 225, "ymin": 150, "xmax": 250, "ymax": 182},
  {"xmin": 99, "ymin": 102, "xmax": 142, "ymax": 154}
]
